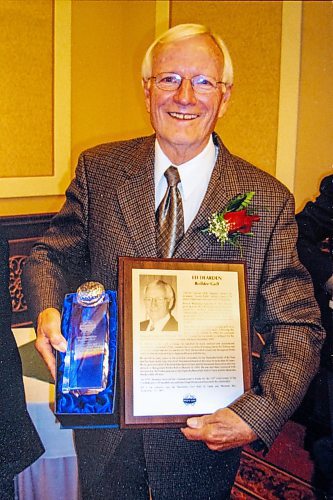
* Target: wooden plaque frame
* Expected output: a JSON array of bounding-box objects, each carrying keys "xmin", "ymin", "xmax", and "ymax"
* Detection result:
[{"xmin": 118, "ymin": 257, "xmax": 252, "ymax": 428}]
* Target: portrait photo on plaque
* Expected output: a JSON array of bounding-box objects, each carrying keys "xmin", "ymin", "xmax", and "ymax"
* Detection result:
[{"xmin": 139, "ymin": 275, "xmax": 179, "ymax": 333}]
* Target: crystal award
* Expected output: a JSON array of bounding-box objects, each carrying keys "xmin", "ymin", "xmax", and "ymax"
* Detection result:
[{"xmin": 62, "ymin": 281, "xmax": 110, "ymax": 396}]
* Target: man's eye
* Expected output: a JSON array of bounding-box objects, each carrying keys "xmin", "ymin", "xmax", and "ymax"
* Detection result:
[
  {"xmin": 195, "ymin": 77, "xmax": 214, "ymax": 87},
  {"xmin": 161, "ymin": 75, "xmax": 178, "ymax": 84}
]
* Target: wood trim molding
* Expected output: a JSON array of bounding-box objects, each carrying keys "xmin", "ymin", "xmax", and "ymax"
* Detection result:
[
  {"xmin": 0, "ymin": 213, "xmax": 55, "ymax": 240},
  {"xmin": 275, "ymin": 1, "xmax": 302, "ymax": 192},
  {"xmin": 155, "ymin": 0, "xmax": 170, "ymax": 38}
]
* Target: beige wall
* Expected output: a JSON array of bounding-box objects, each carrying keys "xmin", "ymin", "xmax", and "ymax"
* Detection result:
[
  {"xmin": 0, "ymin": 0, "xmax": 155, "ymax": 216},
  {"xmin": 0, "ymin": 0, "xmax": 53, "ymax": 178},
  {"xmin": 71, "ymin": 0, "xmax": 155, "ymax": 164},
  {"xmin": 171, "ymin": 1, "xmax": 282, "ymax": 177},
  {"xmin": 0, "ymin": 1, "xmax": 332, "ymax": 215},
  {"xmin": 294, "ymin": 0, "xmax": 333, "ymax": 211}
]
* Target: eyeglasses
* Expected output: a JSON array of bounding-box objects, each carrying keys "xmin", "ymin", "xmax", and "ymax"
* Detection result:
[
  {"xmin": 148, "ymin": 72, "xmax": 226, "ymax": 94},
  {"xmin": 144, "ymin": 297, "xmax": 169, "ymax": 304}
]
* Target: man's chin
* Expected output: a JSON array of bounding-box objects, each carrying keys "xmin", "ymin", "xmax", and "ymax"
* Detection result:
[{"xmin": 150, "ymin": 316, "xmax": 163, "ymax": 323}]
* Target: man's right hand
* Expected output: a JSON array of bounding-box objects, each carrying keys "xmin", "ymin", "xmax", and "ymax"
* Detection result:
[{"xmin": 35, "ymin": 307, "xmax": 67, "ymax": 380}]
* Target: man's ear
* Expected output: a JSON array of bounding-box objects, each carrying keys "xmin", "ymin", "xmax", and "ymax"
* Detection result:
[
  {"xmin": 218, "ymin": 84, "xmax": 232, "ymax": 119},
  {"xmin": 142, "ymin": 79, "xmax": 151, "ymax": 113},
  {"xmin": 168, "ymin": 298, "xmax": 175, "ymax": 311}
]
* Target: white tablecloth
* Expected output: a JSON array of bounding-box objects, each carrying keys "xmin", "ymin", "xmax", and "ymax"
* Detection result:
[{"xmin": 13, "ymin": 328, "xmax": 79, "ymax": 500}]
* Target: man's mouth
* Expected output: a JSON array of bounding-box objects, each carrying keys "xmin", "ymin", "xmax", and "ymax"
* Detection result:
[{"xmin": 169, "ymin": 112, "xmax": 198, "ymax": 120}]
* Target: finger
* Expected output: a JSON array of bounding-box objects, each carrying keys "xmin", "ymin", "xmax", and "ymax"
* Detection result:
[
  {"xmin": 186, "ymin": 412, "xmax": 219, "ymax": 429},
  {"xmin": 36, "ymin": 308, "xmax": 66, "ymax": 379},
  {"xmin": 35, "ymin": 336, "xmax": 57, "ymax": 380},
  {"xmin": 181, "ymin": 427, "xmax": 199, "ymax": 440},
  {"xmin": 181, "ymin": 426, "xmax": 245, "ymax": 452},
  {"xmin": 46, "ymin": 331, "xmax": 67, "ymax": 352},
  {"xmin": 181, "ymin": 425, "xmax": 208, "ymax": 441},
  {"xmin": 182, "ymin": 416, "xmax": 235, "ymax": 442},
  {"xmin": 37, "ymin": 309, "xmax": 67, "ymax": 352},
  {"xmin": 181, "ymin": 426, "xmax": 225, "ymax": 451},
  {"xmin": 186, "ymin": 415, "xmax": 208, "ymax": 428}
]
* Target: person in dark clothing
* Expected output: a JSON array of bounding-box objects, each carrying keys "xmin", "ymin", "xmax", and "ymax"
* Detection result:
[
  {"xmin": 0, "ymin": 231, "xmax": 44, "ymax": 499},
  {"xmin": 296, "ymin": 174, "xmax": 333, "ymax": 497}
]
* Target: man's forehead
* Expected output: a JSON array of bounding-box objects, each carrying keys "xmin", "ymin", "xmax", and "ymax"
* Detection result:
[
  {"xmin": 152, "ymin": 33, "xmax": 223, "ymax": 66},
  {"xmin": 151, "ymin": 38, "xmax": 224, "ymax": 83},
  {"xmin": 146, "ymin": 283, "xmax": 165, "ymax": 293}
]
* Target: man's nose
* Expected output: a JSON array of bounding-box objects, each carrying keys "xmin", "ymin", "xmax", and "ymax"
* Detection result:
[
  {"xmin": 150, "ymin": 298, "xmax": 161, "ymax": 305},
  {"xmin": 174, "ymin": 78, "xmax": 197, "ymax": 105}
]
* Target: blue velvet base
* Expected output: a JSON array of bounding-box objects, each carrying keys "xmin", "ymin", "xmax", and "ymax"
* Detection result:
[{"xmin": 55, "ymin": 290, "xmax": 118, "ymax": 428}]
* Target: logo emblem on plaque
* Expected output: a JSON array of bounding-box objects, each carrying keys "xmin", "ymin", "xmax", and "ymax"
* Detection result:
[{"xmin": 183, "ymin": 394, "xmax": 197, "ymax": 406}]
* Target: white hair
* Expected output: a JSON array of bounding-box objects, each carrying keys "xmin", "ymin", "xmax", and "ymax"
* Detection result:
[
  {"xmin": 144, "ymin": 279, "xmax": 175, "ymax": 308},
  {"xmin": 141, "ymin": 23, "xmax": 233, "ymax": 85}
]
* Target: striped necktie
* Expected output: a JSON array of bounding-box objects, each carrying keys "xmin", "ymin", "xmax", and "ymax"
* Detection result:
[{"xmin": 156, "ymin": 166, "xmax": 184, "ymax": 258}]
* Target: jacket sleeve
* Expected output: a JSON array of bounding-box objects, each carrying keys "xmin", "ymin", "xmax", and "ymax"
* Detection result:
[
  {"xmin": 23, "ymin": 153, "xmax": 91, "ymax": 326},
  {"xmin": 229, "ymin": 192, "xmax": 325, "ymax": 448}
]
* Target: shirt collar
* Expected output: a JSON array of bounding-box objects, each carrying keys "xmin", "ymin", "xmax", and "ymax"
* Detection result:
[
  {"xmin": 155, "ymin": 136, "xmax": 216, "ymax": 200},
  {"xmin": 148, "ymin": 313, "xmax": 171, "ymax": 332}
]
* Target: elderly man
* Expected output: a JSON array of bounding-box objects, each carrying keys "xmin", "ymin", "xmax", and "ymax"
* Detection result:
[
  {"xmin": 24, "ymin": 23, "xmax": 324, "ymax": 499},
  {"xmin": 140, "ymin": 279, "xmax": 178, "ymax": 332}
]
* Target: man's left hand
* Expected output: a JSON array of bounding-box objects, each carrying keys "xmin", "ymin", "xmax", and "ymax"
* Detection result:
[{"xmin": 181, "ymin": 408, "xmax": 257, "ymax": 451}]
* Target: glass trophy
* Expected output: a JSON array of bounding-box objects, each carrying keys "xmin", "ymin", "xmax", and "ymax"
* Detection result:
[{"xmin": 62, "ymin": 281, "xmax": 110, "ymax": 396}]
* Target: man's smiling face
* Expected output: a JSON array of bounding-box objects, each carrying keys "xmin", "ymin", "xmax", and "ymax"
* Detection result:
[{"xmin": 144, "ymin": 34, "xmax": 228, "ymax": 165}]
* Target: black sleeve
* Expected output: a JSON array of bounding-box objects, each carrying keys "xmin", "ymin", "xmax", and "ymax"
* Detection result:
[{"xmin": 296, "ymin": 175, "xmax": 333, "ymax": 288}]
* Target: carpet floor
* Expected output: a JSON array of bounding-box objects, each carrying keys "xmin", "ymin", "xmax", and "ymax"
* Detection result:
[
  {"xmin": 232, "ymin": 450, "xmax": 316, "ymax": 499},
  {"xmin": 231, "ymin": 420, "xmax": 318, "ymax": 499}
]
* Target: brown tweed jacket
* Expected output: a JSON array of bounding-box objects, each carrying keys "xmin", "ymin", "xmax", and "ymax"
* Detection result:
[{"xmin": 23, "ymin": 133, "xmax": 324, "ymax": 490}]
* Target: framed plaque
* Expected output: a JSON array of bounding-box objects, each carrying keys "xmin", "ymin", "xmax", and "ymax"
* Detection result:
[{"xmin": 118, "ymin": 257, "xmax": 252, "ymax": 428}]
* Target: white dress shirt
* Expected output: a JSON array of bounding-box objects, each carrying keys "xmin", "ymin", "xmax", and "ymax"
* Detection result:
[
  {"xmin": 146, "ymin": 313, "xmax": 171, "ymax": 332},
  {"xmin": 155, "ymin": 136, "xmax": 218, "ymax": 232}
]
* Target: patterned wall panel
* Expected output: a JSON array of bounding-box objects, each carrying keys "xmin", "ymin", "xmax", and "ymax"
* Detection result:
[{"xmin": 0, "ymin": 214, "xmax": 54, "ymax": 327}]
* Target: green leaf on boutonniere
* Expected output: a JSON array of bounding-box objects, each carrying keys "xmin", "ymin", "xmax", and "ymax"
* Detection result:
[
  {"xmin": 203, "ymin": 191, "xmax": 261, "ymax": 256},
  {"xmin": 225, "ymin": 191, "xmax": 255, "ymax": 213}
]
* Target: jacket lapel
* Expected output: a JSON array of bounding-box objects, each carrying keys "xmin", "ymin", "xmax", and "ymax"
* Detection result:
[
  {"xmin": 116, "ymin": 134, "xmax": 240, "ymax": 260},
  {"xmin": 116, "ymin": 136, "xmax": 158, "ymax": 258},
  {"xmin": 174, "ymin": 137, "xmax": 240, "ymax": 260}
]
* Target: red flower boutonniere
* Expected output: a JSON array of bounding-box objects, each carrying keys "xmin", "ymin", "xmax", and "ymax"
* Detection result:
[{"xmin": 204, "ymin": 192, "xmax": 261, "ymax": 255}]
